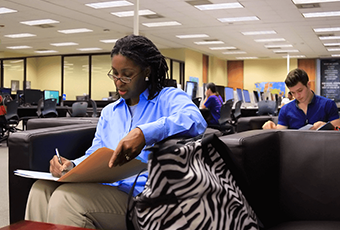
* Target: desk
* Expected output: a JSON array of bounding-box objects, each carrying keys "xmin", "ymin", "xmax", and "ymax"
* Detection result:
[
  {"xmin": 0, "ymin": 220, "xmax": 91, "ymax": 230},
  {"xmin": 18, "ymin": 106, "xmax": 69, "ymax": 118}
]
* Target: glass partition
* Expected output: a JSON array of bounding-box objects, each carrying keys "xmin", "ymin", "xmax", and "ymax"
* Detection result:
[{"xmin": 91, "ymin": 54, "xmax": 113, "ymax": 100}]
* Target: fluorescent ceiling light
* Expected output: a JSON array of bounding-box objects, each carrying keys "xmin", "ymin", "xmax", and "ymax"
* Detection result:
[
  {"xmin": 265, "ymin": 44, "xmax": 293, "ymax": 48},
  {"xmin": 111, "ymin": 9, "xmax": 155, "ymax": 17},
  {"xmin": 58, "ymin": 28, "xmax": 93, "ymax": 34},
  {"xmin": 223, "ymin": 51, "xmax": 247, "ymax": 54},
  {"xmin": 273, "ymin": 50, "xmax": 299, "ymax": 53},
  {"xmin": 255, "ymin": 38, "xmax": 286, "ymax": 42},
  {"xmin": 194, "ymin": 3, "xmax": 243, "ymax": 10},
  {"xmin": 0, "ymin": 7, "xmax": 17, "ymax": 14},
  {"xmin": 176, "ymin": 34, "xmax": 209, "ymax": 39},
  {"xmin": 314, "ymin": 27, "xmax": 340, "ymax": 32},
  {"xmin": 242, "ymin": 30, "xmax": 276, "ymax": 35},
  {"xmin": 4, "ymin": 33, "xmax": 36, "ymax": 38},
  {"xmin": 218, "ymin": 16, "xmax": 259, "ymax": 23},
  {"xmin": 20, "ymin": 19, "xmax": 59, "ymax": 26},
  {"xmin": 319, "ymin": 36, "xmax": 340, "ymax": 40},
  {"xmin": 7, "ymin": 46, "xmax": 32, "ymax": 49},
  {"xmin": 293, "ymin": 0, "xmax": 340, "ymax": 3},
  {"xmin": 194, "ymin": 41, "xmax": 224, "ymax": 45},
  {"xmin": 142, "ymin": 21, "xmax": 181, "ymax": 27},
  {"xmin": 323, "ymin": 42, "xmax": 340, "ymax": 46},
  {"xmin": 283, "ymin": 55, "xmax": 306, "ymax": 58},
  {"xmin": 331, "ymin": 54, "xmax": 340, "ymax": 57},
  {"xmin": 86, "ymin": 1, "xmax": 133, "ymax": 9},
  {"xmin": 35, "ymin": 50, "xmax": 57, "ymax": 54},
  {"xmin": 303, "ymin": 11, "xmax": 340, "ymax": 18},
  {"xmin": 50, "ymin": 42, "xmax": 78, "ymax": 46},
  {"xmin": 77, "ymin": 48, "xmax": 102, "ymax": 51},
  {"xmin": 327, "ymin": 48, "xmax": 340, "ymax": 51},
  {"xmin": 236, "ymin": 57, "xmax": 258, "ymax": 59},
  {"xmin": 209, "ymin": 47, "xmax": 236, "ymax": 50},
  {"xmin": 100, "ymin": 39, "xmax": 118, "ymax": 43}
]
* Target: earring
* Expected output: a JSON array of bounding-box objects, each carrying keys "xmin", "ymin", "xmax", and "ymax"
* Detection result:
[{"xmin": 145, "ymin": 76, "xmax": 149, "ymax": 81}]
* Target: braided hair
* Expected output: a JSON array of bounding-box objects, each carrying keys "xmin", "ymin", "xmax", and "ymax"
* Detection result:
[{"xmin": 111, "ymin": 34, "xmax": 169, "ymax": 100}]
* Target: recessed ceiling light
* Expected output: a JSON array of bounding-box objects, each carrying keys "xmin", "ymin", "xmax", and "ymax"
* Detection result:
[
  {"xmin": 0, "ymin": 7, "xmax": 17, "ymax": 14},
  {"xmin": 236, "ymin": 57, "xmax": 258, "ymax": 59},
  {"xmin": 86, "ymin": 1, "xmax": 133, "ymax": 9},
  {"xmin": 282, "ymin": 55, "xmax": 306, "ymax": 58},
  {"xmin": 323, "ymin": 42, "xmax": 340, "ymax": 46},
  {"xmin": 50, "ymin": 42, "xmax": 78, "ymax": 46},
  {"xmin": 194, "ymin": 2, "xmax": 243, "ymax": 10},
  {"xmin": 303, "ymin": 11, "xmax": 340, "ymax": 18},
  {"xmin": 176, "ymin": 34, "xmax": 209, "ymax": 39},
  {"xmin": 111, "ymin": 9, "xmax": 156, "ymax": 17},
  {"xmin": 4, "ymin": 33, "xmax": 36, "ymax": 38},
  {"xmin": 223, "ymin": 51, "xmax": 247, "ymax": 54},
  {"xmin": 194, "ymin": 41, "xmax": 224, "ymax": 45},
  {"xmin": 218, "ymin": 16, "xmax": 259, "ymax": 23},
  {"xmin": 264, "ymin": 44, "xmax": 293, "ymax": 48},
  {"xmin": 242, "ymin": 30, "xmax": 276, "ymax": 35},
  {"xmin": 255, "ymin": 38, "xmax": 286, "ymax": 42},
  {"xmin": 327, "ymin": 48, "xmax": 340, "ymax": 51},
  {"xmin": 77, "ymin": 48, "xmax": 102, "ymax": 51},
  {"xmin": 7, "ymin": 46, "xmax": 32, "ymax": 49},
  {"xmin": 314, "ymin": 27, "xmax": 340, "ymax": 32},
  {"xmin": 35, "ymin": 50, "xmax": 58, "ymax": 54},
  {"xmin": 209, "ymin": 47, "xmax": 236, "ymax": 50},
  {"xmin": 142, "ymin": 21, "xmax": 181, "ymax": 27},
  {"xmin": 273, "ymin": 50, "xmax": 299, "ymax": 53},
  {"xmin": 319, "ymin": 36, "xmax": 340, "ymax": 40},
  {"xmin": 20, "ymin": 19, "xmax": 59, "ymax": 26},
  {"xmin": 293, "ymin": 0, "xmax": 340, "ymax": 3},
  {"xmin": 100, "ymin": 39, "xmax": 118, "ymax": 43},
  {"xmin": 58, "ymin": 28, "xmax": 93, "ymax": 34}
]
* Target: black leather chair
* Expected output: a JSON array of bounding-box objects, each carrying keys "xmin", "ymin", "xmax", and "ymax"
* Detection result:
[
  {"xmin": 0, "ymin": 100, "xmax": 20, "ymax": 142},
  {"xmin": 232, "ymin": 100, "xmax": 243, "ymax": 123},
  {"xmin": 192, "ymin": 97, "xmax": 202, "ymax": 108},
  {"xmin": 208, "ymin": 100, "xmax": 235, "ymax": 135}
]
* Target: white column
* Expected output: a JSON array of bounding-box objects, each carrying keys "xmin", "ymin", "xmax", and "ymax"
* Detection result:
[{"xmin": 133, "ymin": 0, "xmax": 139, "ymax": 35}]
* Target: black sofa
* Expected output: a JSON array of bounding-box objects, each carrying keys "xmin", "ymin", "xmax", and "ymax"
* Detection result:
[
  {"xmin": 8, "ymin": 119, "xmax": 98, "ymax": 224},
  {"xmin": 221, "ymin": 129, "xmax": 340, "ymax": 230},
  {"xmin": 236, "ymin": 115, "xmax": 278, "ymax": 133}
]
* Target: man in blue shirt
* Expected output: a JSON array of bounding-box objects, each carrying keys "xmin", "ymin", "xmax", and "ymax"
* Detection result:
[
  {"xmin": 25, "ymin": 35, "xmax": 207, "ymax": 230},
  {"xmin": 263, "ymin": 68, "xmax": 340, "ymax": 130}
]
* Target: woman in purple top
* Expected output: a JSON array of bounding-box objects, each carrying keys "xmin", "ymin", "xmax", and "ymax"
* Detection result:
[{"xmin": 201, "ymin": 82, "xmax": 223, "ymax": 125}]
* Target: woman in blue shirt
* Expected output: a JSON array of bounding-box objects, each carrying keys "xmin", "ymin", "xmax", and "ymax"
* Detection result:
[
  {"xmin": 25, "ymin": 35, "xmax": 207, "ymax": 229},
  {"xmin": 201, "ymin": 82, "xmax": 223, "ymax": 125}
]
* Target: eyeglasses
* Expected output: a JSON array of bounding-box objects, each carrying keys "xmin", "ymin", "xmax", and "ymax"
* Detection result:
[{"xmin": 107, "ymin": 69, "xmax": 140, "ymax": 84}]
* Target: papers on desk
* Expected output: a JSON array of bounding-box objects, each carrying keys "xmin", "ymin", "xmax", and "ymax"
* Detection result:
[{"xmin": 14, "ymin": 147, "xmax": 147, "ymax": 183}]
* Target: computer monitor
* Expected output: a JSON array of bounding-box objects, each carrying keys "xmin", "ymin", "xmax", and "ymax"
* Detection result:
[
  {"xmin": 25, "ymin": 89, "xmax": 43, "ymax": 105},
  {"xmin": 0, "ymin": 87, "xmax": 11, "ymax": 96},
  {"xmin": 76, "ymin": 95, "xmax": 89, "ymax": 101},
  {"xmin": 44, "ymin": 90, "xmax": 59, "ymax": 104},
  {"xmin": 253, "ymin": 91, "xmax": 259, "ymax": 103},
  {"xmin": 185, "ymin": 81, "xmax": 198, "ymax": 99},
  {"xmin": 215, "ymin": 85, "xmax": 225, "ymax": 102},
  {"xmin": 236, "ymin": 88, "xmax": 243, "ymax": 101},
  {"xmin": 224, "ymin": 87, "xmax": 234, "ymax": 102},
  {"xmin": 243, "ymin": 89, "xmax": 251, "ymax": 103}
]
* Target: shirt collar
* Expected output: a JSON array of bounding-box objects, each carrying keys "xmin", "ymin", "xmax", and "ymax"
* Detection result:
[
  {"xmin": 112, "ymin": 88, "xmax": 154, "ymax": 110},
  {"xmin": 294, "ymin": 90, "xmax": 316, "ymax": 107}
]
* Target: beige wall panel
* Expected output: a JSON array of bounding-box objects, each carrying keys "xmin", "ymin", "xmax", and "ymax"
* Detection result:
[
  {"xmin": 36, "ymin": 56, "xmax": 61, "ymax": 92},
  {"xmin": 185, "ymin": 49, "xmax": 203, "ymax": 85},
  {"xmin": 160, "ymin": 48, "xmax": 186, "ymax": 62},
  {"xmin": 27, "ymin": 58, "xmax": 38, "ymax": 89},
  {"xmin": 208, "ymin": 56, "xmax": 227, "ymax": 86}
]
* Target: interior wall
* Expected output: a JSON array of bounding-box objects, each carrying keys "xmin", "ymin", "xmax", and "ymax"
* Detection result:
[
  {"xmin": 36, "ymin": 56, "xmax": 61, "ymax": 92},
  {"xmin": 184, "ymin": 49, "xmax": 203, "ymax": 85},
  {"xmin": 208, "ymin": 56, "xmax": 227, "ymax": 86},
  {"xmin": 160, "ymin": 48, "xmax": 186, "ymax": 62},
  {"xmin": 26, "ymin": 58, "xmax": 38, "ymax": 89},
  {"xmin": 243, "ymin": 59, "xmax": 298, "ymax": 93}
]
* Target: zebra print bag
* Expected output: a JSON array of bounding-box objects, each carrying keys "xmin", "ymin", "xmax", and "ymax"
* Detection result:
[{"xmin": 126, "ymin": 134, "xmax": 260, "ymax": 230}]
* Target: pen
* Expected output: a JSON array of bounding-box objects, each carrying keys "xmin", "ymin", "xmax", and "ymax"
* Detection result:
[{"xmin": 55, "ymin": 148, "xmax": 62, "ymax": 165}]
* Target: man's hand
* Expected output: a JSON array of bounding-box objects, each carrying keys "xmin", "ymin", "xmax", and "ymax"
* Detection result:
[
  {"xmin": 50, "ymin": 156, "xmax": 74, "ymax": 177},
  {"xmin": 109, "ymin": 128, "xmax": 146, "ymax": 168},
  {"xmin": 310, "ymin": 121, "xmax": 326, "ymax": 130},
  {"xmin": 262, "ymin": 120, "xmax": 276, "ymax": 129}
]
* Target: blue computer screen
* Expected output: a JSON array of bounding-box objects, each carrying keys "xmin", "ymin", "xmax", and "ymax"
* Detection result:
[
  {"xmin": 236, "ymin": 88, "xmax": 243, "ymax": 101},
  {"xmin": 44, "ymin": 90, "xmax": 59, "ymax": 104},
  {"xmin": 243, "ymin": 89, "xmax": 251, "ymax": 103},
  {"xmin": 185, "ymin": 81, "xmax": 197, "ymax": 99},
  {"xmin": 224, "ymin": 87, "xmax": 234, "ymax": 102}
]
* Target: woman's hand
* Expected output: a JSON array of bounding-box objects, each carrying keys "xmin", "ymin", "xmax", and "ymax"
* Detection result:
[
  {"xmin": 49, "ymin": 156, "xmax": 74, "ymax": 177},
  {"xmin": 109, "ymin": 128, "xmax": 146, "ymax": 167}
]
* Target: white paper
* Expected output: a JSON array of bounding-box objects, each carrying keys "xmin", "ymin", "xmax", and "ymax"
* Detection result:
[{"xmin": 14, "ymin": 169, "xmax": 59, "ymax": 181}]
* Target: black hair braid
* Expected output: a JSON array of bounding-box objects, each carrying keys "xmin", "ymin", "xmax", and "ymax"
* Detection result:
[{"xmin": 111, "ymin": 35, "xmax": 169, "ymax": 100}]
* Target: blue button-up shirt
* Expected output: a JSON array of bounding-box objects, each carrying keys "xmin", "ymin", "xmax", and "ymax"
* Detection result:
[
  {"xmin": 73, "ymin": 87, "xmax": 207, "ymax": 195},
  {"xmin": 278, "ymin": 93, "xmax": 339, "ymax": 129}
]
